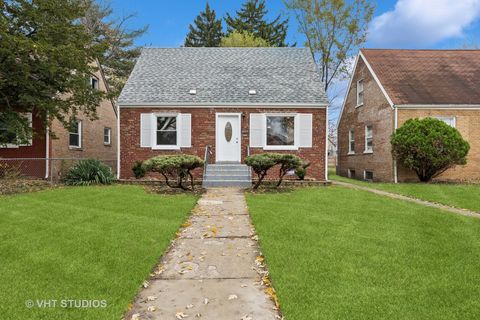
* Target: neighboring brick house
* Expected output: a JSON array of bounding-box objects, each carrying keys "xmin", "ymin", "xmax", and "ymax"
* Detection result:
[
  {"xmin": 0, "ymin": 62, "xmax": 117, "ymax": 179},
  {"xmin": 337, "ymin": 49, "xmax": 480, "ymax": 182},
  {"xmin": 118, "ymin": 48, "xmax": 329, "ymax": 185}
]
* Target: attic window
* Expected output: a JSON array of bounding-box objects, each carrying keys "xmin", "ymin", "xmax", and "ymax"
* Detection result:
[
  {"xmin": 189, "ymin": 89, "xmax": 197, "ymax": 95},
  {"xmin": 248, "ymin": 89, "xmax": 257, "ymax": 95}
]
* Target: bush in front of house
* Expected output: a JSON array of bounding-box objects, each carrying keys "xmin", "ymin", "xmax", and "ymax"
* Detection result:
[
  {"xmin": 245, "ymin": 153, "xmax": 303, "ymax": 189},
  {"xmin": 295, "ymin": 161, "xmax": 311, "ymax": 180},
  {"xmin": 132, "ymin": 161, "xmax": 146, "ymax": 179},
  {"xmin": 64, "ymin": 159, "xmax": 115, "ymax": 186},
  {"xmin": 267, "ymin": 153, "xmax": 302, "ymax": 186},
  {"xmin": 142, "ymin": 155, "xmax": 204, "ymax": 191},
  {"xmin": 245, "ymin": 154, "xmax": 277, "ymax": 190},
  {"xmin": 391, "ymin": 117, "xmax": 470, "ymax": 182}
]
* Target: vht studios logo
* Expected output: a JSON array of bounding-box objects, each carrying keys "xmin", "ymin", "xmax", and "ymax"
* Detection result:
[{"xmin": 25, "ymin": 299, "xmax": 107, "ymax": 309}]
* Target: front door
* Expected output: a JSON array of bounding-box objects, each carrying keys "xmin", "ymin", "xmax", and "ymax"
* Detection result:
[{"xmin": 216, "ymin": 113, "xmax": 241, "ymax": 162}]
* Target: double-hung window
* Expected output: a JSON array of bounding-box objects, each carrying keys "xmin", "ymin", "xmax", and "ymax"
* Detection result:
[
  {"xmin": 357, "ymin": 79, "xmax": 364, "ymax": 107},
  {"xmin": 0, "ymin": 119, "xmax": 16, "ymax": 145},
  {"xmin": 0, "ymin": 113, "xmax": 33, "ymax": 148},
  {"xmin": 365, "ymin": 125, "xmax": 373, "ymax": 153},
  {"xmin": 435, "ymin": 116, "xmax": 456, "ymax": 127},
  {"xmin": 69, "ymin": 121, "xmax": 82, "ymax": 148},
  {"xmin": 266, "ymin": 115, "xmax": 295, "ymax": 148},
  {"xmin": 348, "ymin": 130, "xmax": 355, "ymax": 154},
  {"xmin": 104, "ymin": 127, "xmax": 111, "ymax": 145},
  {"xmin": 156, "ymin": 115, "xmax": 178, "ymax": 147}
]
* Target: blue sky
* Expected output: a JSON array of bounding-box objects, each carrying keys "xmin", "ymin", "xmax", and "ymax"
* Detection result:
[
  {"xmin": 110, "ymin": 0, "xmax": 480, "ymax": 49},
  {"xmin": 110, "ymin": 0, "xmax": 480, "ymax": 119}
]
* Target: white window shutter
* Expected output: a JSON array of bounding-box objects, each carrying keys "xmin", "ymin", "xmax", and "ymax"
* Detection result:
[
  {"xmin": 298, "ymin": 114, "xmax": 313, "ymax": 148},
  {"xmin": 250, "ymin": 114, "xmax": 264, "ymax": 147},
  {"xmin": 140, "ymin": 113, "xmax": 154, "ymax": 147},
  {"xmin": 26, "ymin": 113, "xmax": 33, "ymax": 145},
  {"xmin": 180, "ymin": 113, "xmax": 191, "ymax": 147}
]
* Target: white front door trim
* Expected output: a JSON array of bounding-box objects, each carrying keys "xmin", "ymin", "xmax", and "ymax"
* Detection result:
[{"xmin": 215, "ymin": 112, "xmax": 242, "ymax": 163}]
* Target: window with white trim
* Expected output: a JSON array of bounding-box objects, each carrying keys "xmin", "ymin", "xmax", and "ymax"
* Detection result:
[
  {"xmin": 0, "ymin": 113, "xmax": 33, "ymax": 148},
  {"xmin": 156, "ymin": 115, "xmax": 178, "ymax": 147},
  {"xmin": 103, "ymin": 127, "xmax": 111, "ymax": 145},
  {"xmin": 69, "ymin": 120, "xmax": 82, "ymax": 148},
  {"xmin": 348, "ymin": 130, "xmax": 355, "ymax": 154},
  {"xmin": 348, "ymin": 169, "xmax": 356, "ymax": 178},
  {"xmin": 435, "ymin": 116, "xmax": 456, "ymax": 127},
  {"xmin": 365, "ymin": 125, "xmax": 373, "ymax": 153},
  {"xmin": 356, "ymin": 79, "xmax": 364, "ymax": 107},
  {"xmin": 0, "ymin": 119, "xmax": 16, "ymax": 145},
  {"xmin": 266, "ymin": 115, "xmax": 295, "ymax": 147}
]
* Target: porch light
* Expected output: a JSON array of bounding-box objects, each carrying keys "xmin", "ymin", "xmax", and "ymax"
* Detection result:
[
  {"xmin": 189, "ymin": 89, "xmax": 197, "ymax": 95},
  {"xmin": 248, "ymin": 89, "xmax": 256, "ymax": 95}
]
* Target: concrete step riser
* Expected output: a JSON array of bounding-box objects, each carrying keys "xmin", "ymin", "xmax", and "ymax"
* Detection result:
[
  {"xmin": 203, "ymin": 181, "xmax": 252, "ymax": 188},
  {"xmin": 206, "ymin": 171, "xmax": 251, "ymax": 175},
  {"xmin": 205, "ymin": 176, "xmax": 251, "ymax": 181}
]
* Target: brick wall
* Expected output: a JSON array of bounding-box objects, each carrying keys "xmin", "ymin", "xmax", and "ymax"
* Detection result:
[
  {"xmin": 50, "ymin": 69, "xmax": 117, "ymax": 162},
  {"xmin": 337, "ymin": 57, "xmax": 395, "ymax": 182},
  {"xmin": 397, "ymin": 109, "xmax": 480, "ymax": 182},
  {"xmin": 119, "ymin": 107, "xmax": 327, "ymax": 181},
  {"xmin": 0, "ymin": 112, "xmax": 47, "ymax": 178}
]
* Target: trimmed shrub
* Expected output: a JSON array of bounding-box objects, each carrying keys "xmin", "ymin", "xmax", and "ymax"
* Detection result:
[
  {"xmin": 63, "ymin": 159, "xmax": 115, "ymax": 186},
  {"xmin": 132, "ymin": 161, "xmax": 146, "ymax": 179},
  {"xmin": 295, "ymin": 161, "xmax": 311, "ymax": 180},
  {"xmin": 391, "ymin": 117, "xmax": 470, "ymax": 182},
  {"xmin": 268, "ymin": 153, "xmax": 302, "ymax": 186},
  {"xmin": 142, "ymin": 155, "xmax": 204, "ymax": 191},
  {"xmin": 245, "ymin": 153, "xmax": 303, "ymax": 189},
  {"xmin": 245, "ymin": 154, "xmax": 277, "ymax": 190}
]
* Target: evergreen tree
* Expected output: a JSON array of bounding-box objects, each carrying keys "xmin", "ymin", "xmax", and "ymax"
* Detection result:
[
  {"xmin": 0, "ymin": 0, "xmax": 107, "ymax": 145},
  {"xmin": 184, "ymin": 2, "xmax": 223, "ymax": 47},
  {"xmin": 225, "ymin": 0, "xmax": 289, "ymax": 47}
]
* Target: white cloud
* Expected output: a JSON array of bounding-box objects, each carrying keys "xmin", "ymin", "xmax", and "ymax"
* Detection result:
[{"xmin": 369, "ymin": 0, "xmax": 480, "ymax": 47}]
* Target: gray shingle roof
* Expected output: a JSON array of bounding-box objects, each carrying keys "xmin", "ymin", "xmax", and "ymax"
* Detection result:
[{"xmin": 118, "ymin": 47, "xmax": 328, "ymax": 106}]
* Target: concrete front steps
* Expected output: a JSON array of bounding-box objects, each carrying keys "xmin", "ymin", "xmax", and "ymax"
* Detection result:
[{"xmin": 202, "ymin": 164, "xmax": 252, "ymax": 188}]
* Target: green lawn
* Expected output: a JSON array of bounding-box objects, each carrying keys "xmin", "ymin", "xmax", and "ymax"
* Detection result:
[
  {"xmin": 329, "ymin": 169, "xmax": 480, "ymax": 212},
  {"xmin": 0, "ymin": 185, "xmax": 197, "ymax": 320},
  {"xmin": 246, "ymin": 187, "xmax": 480, "ymax": 319}
]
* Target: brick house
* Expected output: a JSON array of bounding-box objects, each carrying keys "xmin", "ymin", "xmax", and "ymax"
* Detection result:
[
  {"xmin": 118, "ymin": 48, "xmax": 329, "ymax": 185},
  {"xmin": 0, "ymin": 61, "xmax": 117, "ymax": 179},
  {"xmin": 337, "ymin": 49, "xmax": 480, "ymax": 182}
]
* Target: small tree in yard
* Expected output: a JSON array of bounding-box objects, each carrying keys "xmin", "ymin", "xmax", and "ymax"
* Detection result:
[
  {"xmin": 142, "ymin": 155, "xmax": 204, "ymax": 191},
  {"xmin": 391, "ymin": 118, "xmax": 470, "ymax": 182},
  {"xmin": 245, "ymin": 154, "xmax": 277, "ymax": 190}
]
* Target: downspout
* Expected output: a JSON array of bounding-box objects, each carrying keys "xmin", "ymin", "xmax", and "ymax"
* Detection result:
[
  {"xmin": 116, "ymin": 104, "xmax": 121, "ymax": 179},
  {"xmin": 45, "ymin": 123, "xmax": 50, "ymax": 179},
  {"xmin": 393, "ymin": 106, "xmax": 398, "ymax": 184}
]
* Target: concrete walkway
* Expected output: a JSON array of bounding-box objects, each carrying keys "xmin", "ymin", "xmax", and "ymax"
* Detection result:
[
  {"xmin": 126, "ymin": 188, "xmax": 281, "ymax": 320},
  {"xmin": 333, "ymin": 180, "xmax": 480, "ymax": 219}
]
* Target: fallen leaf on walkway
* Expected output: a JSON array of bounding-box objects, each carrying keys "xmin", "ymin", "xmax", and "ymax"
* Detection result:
[
  {"xmin": 186, "ymin": 304, "xmax": 194, "ymax": 309},
  {"xmin": 240, "ymin": 284, "xmax": 248, "ymax": 288},
  {"xmin": 142, "ymin": 281, "xmax": 149, "ymax": 288},
  {"xmin": 251, "ymin": 235, "xmax": 259, "ymax": 241},
  {"xmin": 176, "ymin": 311, "xmax": 188, "ymax": 319},
  {"xmin": 147, "ymin": 296, "xmax": 157, "ymax": 301},
  {"xmin": 196, "ymin": 313, "xmax": 202, "ymax": 317},
  {"xmin": 131, "ymin": 313, "xmax": 141, "ymax": 320},
  {"xmin": 241, "ymin": 315, "xmax": 252, "ymax": 320},
  {"xmin": 203, "ymin": 298, "xmax": 209, "ymax": 305},
  {"xmin": 228, "ymin": 294, "xmax": 238, "ymax": 300},
  {"xmin": 147, "ymin": 306, "xmax": 156, "ymax": 312}
]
